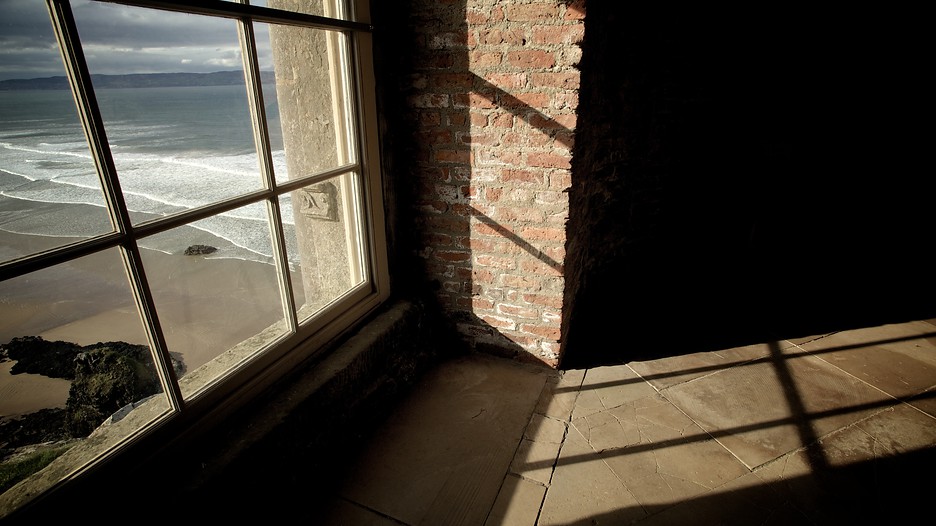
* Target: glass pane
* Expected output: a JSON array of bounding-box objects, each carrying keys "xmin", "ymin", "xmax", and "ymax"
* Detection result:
[
  {"xmin": 0, "ymin": 248, "xmax": 171, "ymax": 501},
  {"xmin": 0, "ymin": 1, "xmax": 112, "ymax": 265},
  {"xmin": 284, "ymin": 173, "xmax": 365, "ymax": 322},
  {"xmin": 71, "ymin": 2, "xmax": 265, "ymax": 222},
  {"xmin": 258, "ymin": 21, "xmax": 355, "ymax": 186},
  {"xmin": 138, "ymin": 207, "xmax": 288, "ymax": 398}
]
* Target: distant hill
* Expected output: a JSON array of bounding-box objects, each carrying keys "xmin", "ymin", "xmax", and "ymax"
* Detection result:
[{"xmin": 0, "ymin": 70, "xmax": 276, "ymax": 90}]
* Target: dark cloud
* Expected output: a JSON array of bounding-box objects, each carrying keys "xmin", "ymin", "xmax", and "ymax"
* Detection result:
[
  {"xmin": 0, "ymin": 0, "xmax": 64, "ymax": 80},
  {"xmin": 0, "ymin": 0, "xmax": 273, "ymax": 81}
]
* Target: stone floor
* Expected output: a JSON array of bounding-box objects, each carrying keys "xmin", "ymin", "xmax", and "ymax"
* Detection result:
[{"xmin": 318, "ymin": 317, "xmax": 936, "ymax": 525}]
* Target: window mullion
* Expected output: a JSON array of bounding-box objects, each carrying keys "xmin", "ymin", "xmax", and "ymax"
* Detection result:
[
  {"xmin": 46, "ymin": 0, "xmax": 130, "ymax": 234},
  {"xmin": 45, "ymin": 0, "xmax": 184, "ymax": 412},
  {"xmin": 237, "ymin": 14, "xmax": 299, "ymax": 334}
]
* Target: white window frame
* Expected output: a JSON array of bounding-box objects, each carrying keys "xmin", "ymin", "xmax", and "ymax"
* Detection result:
[{"xmin": 0, "ymin": 0, "xmax": 388, "ymax": 514}]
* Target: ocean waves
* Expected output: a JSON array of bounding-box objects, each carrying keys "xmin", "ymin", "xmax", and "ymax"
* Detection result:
[{"xmin": 1, "ymin": 89, "xmax": 294, "ymax": 267}]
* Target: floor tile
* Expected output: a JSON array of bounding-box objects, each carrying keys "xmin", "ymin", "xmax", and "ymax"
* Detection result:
[
  {"xmin": 796, "ymin": 320, "xmax": 936, "ymax": 401},
  {"xmin": 571, "ymin": 364, "xmax": 658, "ymax": 420},
  {"xmin": 593, "ymin": 393, "xmax": 750, "ymax": 510},
  {"xmin": 629, "ymin": 343, "xmax": 774, "ymax": 390},
  {"xmin": 535, "ymin": 369, "xmax": 584, "ymax": 422},
  {"xmin": 538, "ymin": 423, "xmax": 646, "ymax": 525},
  {"xmin": 484, "ymin": 474, "xmax": 547, "ymax": 526},
  {"xmin": 631, "ymin": 471, "xmax": 808, "ymax": 526},
  {"xmin": 510, "ymin": 414, "xmax": 567, "ymax": 485},
  {"xmin": 753, "ymin": 403, "xmax": 936, "ymax": 523},
  {"xmin": 320, "ymin": 499, "xmax": 406, "ymax": 526},
  {"xmin": 331, "ymin": 353, "xmax": 549, "ymax": 525},
  {"xmin": 661, "ymin": 349, "xmax": 893, "ymax": 469},
  {"xmin": 315, "ymin": 319, "xmax": 936, "ymax": 525}
]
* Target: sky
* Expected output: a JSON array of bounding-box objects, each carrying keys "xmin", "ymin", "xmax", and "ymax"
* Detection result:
[{"xmin": 0, "ymin": 0, "xmax": 273, "ymax": 81}]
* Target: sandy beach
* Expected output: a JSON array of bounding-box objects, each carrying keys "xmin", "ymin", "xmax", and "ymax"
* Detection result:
[{"xmin": 1, "ymin": 225, "xmax": 300, "ymax": 419}]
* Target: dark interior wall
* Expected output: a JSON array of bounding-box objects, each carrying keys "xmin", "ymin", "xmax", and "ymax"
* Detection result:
[{"xmin": 561, "ymin": 5, "xmax": 933, "ymax": 368}]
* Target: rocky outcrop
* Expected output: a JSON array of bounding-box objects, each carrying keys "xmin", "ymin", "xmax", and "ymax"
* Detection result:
[
  {"xmin": 0, "ymin": 337, "xmax": 186, "ymax": 440},
  {"xmin": 184, "ymin": 244, "xmax": 217, "ymax": 256}
]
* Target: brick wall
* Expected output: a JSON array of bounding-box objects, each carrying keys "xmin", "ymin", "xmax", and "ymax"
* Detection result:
[{"xmin": 388, "ymin": 0, "xmax": 584, "ymax": 368}]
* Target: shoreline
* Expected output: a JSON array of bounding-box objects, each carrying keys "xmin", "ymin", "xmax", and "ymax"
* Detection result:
[{"xmin": 1, "ymin": 225, "xmax": 303, "ymax": 419}]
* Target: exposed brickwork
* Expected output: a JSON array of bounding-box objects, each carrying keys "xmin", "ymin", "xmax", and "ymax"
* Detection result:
[{"xmin": 404, "ymin": 0, "xmax": 583, "ymax": 367}]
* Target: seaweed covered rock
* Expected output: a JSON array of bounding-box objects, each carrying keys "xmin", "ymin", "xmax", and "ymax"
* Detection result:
[
  {"xmin": 184, "ymin": 244, "xmax": 217, "ymax": 255},
  {"xmin": 1, "ymin": 336, "xmax": 187, "ymax": 439},
  {"xmin": 0, "ymin": 408, "xmax": 69, "ymax": 450},
  {"xmin": 65, "ymin": 345, "xmax": 162, "ymax": 437},
  {"xmin": 1, "ymin": 336, "xmax": 81, "ymax": 379}
]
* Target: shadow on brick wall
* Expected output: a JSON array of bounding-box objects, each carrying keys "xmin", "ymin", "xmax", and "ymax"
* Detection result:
[{"xmin": 373, "ymin": 0, "xmax": 581, "ymax": 368}]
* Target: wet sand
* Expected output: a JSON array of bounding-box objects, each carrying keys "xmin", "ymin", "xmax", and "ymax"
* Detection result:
[{"xmin": 1, "ymin": 227, "xmax": 295, "ymax": 418}]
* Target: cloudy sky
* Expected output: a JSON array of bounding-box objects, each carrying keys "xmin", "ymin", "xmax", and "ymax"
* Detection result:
[{"xmin": 0, "ymin": 0, "xmax": 273, "ymax": 81}]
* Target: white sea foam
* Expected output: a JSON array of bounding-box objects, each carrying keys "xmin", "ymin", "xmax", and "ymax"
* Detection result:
[{"xmin": 0, "ymin": 86, "xmax": 299, "ymax": 264}]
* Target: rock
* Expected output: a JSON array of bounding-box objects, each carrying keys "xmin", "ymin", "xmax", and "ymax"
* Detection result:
[
  {"xmin": 0, "ymin": 337, "xmax": 187, "ymax": 440},
  {"xmin": 184, "ymin": 244, "xmax": 217, "ymax": 256}
]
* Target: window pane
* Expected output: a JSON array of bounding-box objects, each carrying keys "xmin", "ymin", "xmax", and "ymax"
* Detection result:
[
  {"xmin": 258, "ymin": 21, "xmax": 355, "ymax": 186},
  {"xmin": 0, "ymin": 2, "xmax": 112, "ymax": 265},
  {"xmin": 284, "ymin": 173, "xmax": 365, "ymax": 322},
  {"xmin": 138, "ymin": 208, "xmax": 288, "ymax": 398},
  {"xmin": 0, "ymin": 248, "xmax": 171, "ymax": 501},
  {"xmin": 71, "ymin": 3, "xmax": 265, "ymax": 222}
]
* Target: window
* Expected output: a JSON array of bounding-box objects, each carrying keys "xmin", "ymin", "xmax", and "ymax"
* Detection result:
[{"xmin": 0, "ymin": 0, "xmax": 387, "ymax": 514}]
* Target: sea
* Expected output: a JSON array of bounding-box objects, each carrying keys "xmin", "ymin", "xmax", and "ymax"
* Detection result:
[{"xmin": 0, "ymin": 82, "xmax": 301, "ymax": 268}]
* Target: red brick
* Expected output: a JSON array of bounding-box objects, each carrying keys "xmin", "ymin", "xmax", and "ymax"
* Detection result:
[
  {"xmin": 502, "ymin": 169, "xmax": 544, "ymax": 185},
  {"xmin": 442, "ymin": 281, "xmax": 464, "ymax": 293},
  {"xmin": 501, "ymin": 92, "xmax": 550, "ymax": 109},
  {"xmin": 419, "ymin": 111, "xmax": 441, "ymax": 126},
  {"xmin": 520, "ymin": 258, "xmax": 563, "ymax": 277},
  {"xmin": 484, "ymin": 186, "xmax": 504, "ymax": 201},
  {"xmin": 422, "ymin": 53, "xmax": 455, "ymax": 69},
  {"xmin": 471, "ymin": 221, "xmax": 502, "ymax": 237},
  {"xmin": 527, "ymin": 152, "xmax": 571, "ymax": 169},
  {"xmin": 472, "ymin": 297, "xmax": 495, "ymax": 310},
  {"xmin": 409, "ymin": 93, "xmax": 449, "ymax": 108},
  {"xmin": 477, "ymin": 28, "xmax": 526, "ymax": 46},
  {"xmin": 428, "ymin": 32, "xmax": 469, "ymax": 49},
  {"xmin": 506, "ymin": 50, "xmax": 556, "ymax": 69},
  {"xmin": 419, "ymin": 129, "xmax": 453, "ymax": 144},
  {"xmin": 523, "ymin": 292, "xmax": 563, "ymax": 309},
  {"xmin": 500, "ymin": 274, "xmax": 543, "ymax": 290},
  {"xmin": 470, "ymin": 112, "xmax": 489, "ymax": 126},
  {"xmin": 497, "ymin": 303, "xmax": 540, "ymax": 319},
  {"xmin": 491, "ymin": 113, "xmax": 514, "ymax": 128},
  {"xmin": 519, "ymin": 323, "xmax": 561, "ymax": 340},
  {"xmin": 505, "ymin": 4, "xmax": 560, "ymax": 22},
  {"xmin": 529, "ymin": 112, "xmax": 577, "ymax": 129},
  {"xmin": 475, "ymin": 254, "xmax": 516, "ymax": 269},
  {"xmin": 431, "ymin": 72, "xmax": 474, "ymax": 89},
  {"xmin": 532, "ymin": 72, "xmax": 580, "ymax": 90},
  {"xmin": 479, "ymin": 314, "xmax": 516, "ymax": 330},
  {"xmin": 454, "ymin": 92, "xmax": 496, "ymax": 109},
  {"xmin": 565, "ymin": 0, "xmax": 586, "ymax": 20},
  {"xmin": 476, "ymin": 149, "xmax": 522, "ymax": 166},
  {"xmin": 434, "ymin": 149, "xmax": 471, "ymax": 163},
  {"xmin": 484, "ymin": 72, "xmax": 527, "ymax": 90},
  {"xmin": 463, "ymin": 133, "xmax": 501, "ymax": 145},
  {"xmin": 423, "ymin": 232, "xmax": 453, "ymax": 247},
  {"xmin": 519, "ymin": 226, "xmax": 565, "ymax": 242},
  {"xmin": 501, "ymin": 132, "xmax": 527, "ymax": 147},
  {"xmin": 531, "ymin": 25, "xmax": 585, "ymax": 45},
  {"xmin": 549, "ymin": 171, "xmax": 573, "ymax": 189},
  {"xmin": 469, "ymin": 51, "xmax": 503, "ymax": 67},
  {"xmin": 495, "ymin": 206, "xmax": 546, "ymax": 223}
]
